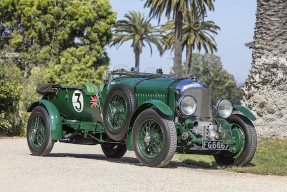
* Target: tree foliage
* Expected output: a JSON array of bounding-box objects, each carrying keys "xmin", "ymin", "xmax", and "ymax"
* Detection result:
[
  {"xmin": 188, "ymin": 53, "xmax": 243, "ymax": 104},
  {"xmin": 0, "ymin": 0, "xmax": 116, "ymax": 134},
  {"xmin": 0, "ymin": 59, "xmax": 22, "ymax": 134},
  {"xmin": 110, "ymin": 11, "xmax": 162, "ymax": 68},
  {"xmin": 0, "ymin": 0, "xmax": 116, "ymax": 83}
]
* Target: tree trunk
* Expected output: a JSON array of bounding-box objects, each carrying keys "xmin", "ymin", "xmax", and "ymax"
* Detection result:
[
  {"xmin": 134, "ymin": 40, "xmax": 142, "ymax": 68},
  {"xmin": 12, "ymin": 110, "xmax": 21, "ymax": 135},
  {"xmin": 52, "ymin": 0, "xmax": 57, "ymax": 54},
  {"xmin": 135, "ymin": 52, "xmax": 140, "ymax": 68},
  {"xmin": 174, "ymin": 11, "xmax": 183, "ymax": 78},
  {"xmin": 185, "ymin": 44, "xmax": 193, "ymax": 77},
  {"xmin": 242, "ymin": 0, "xmax": 287, "ymax": 138}
]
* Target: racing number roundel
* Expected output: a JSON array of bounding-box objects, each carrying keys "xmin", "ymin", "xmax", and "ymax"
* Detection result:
[{"xmin": 72, "ymin": 90, "xmax": 84, "ymax": 112}]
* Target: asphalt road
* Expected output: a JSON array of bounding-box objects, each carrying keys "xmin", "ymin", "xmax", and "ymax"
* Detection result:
[{"xmin": 1, "ymin": 138, "xmax": 287, "ymax": 192}]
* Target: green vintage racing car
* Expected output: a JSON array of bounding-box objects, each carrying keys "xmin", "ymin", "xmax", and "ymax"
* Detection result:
[{"xmin": 27, "ymin": 69, "xmax": 257, "ymax": 167}]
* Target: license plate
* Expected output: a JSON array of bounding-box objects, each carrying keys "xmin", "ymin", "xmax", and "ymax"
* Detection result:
[{"xmin": 202, "ymin": 140, "xmax": 230, "ymax": 150}]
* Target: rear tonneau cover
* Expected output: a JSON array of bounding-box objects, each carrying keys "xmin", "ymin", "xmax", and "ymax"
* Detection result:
[
  {"xmin": 36, "ymin": 83, "xmax": 83, "ymax": 96},
  {"xmin": 36, "ymin": 83, "xmax": 54, "ymax": 96}
]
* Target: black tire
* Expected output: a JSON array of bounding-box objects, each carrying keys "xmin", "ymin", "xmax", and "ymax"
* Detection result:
[
  {"xmin": 132, "ymin": 109, "xmax": 177, "ymax": 168},
  {"xmin": 103, "ymin": 84, "xmax": 137, "ymax": 141},
  {"xmin": 101, "ymin": 143, "xmax": 127, "ymax": 158},
  {"xmin": 214, "ymin": 114, "xmax": 257, "ymax": 166},
  {"xmin": 27, "ymin": 106, "xmax": 54, "ymax": 156}
]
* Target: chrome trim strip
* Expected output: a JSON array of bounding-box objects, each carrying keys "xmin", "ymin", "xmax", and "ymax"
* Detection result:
[{"xmin": 175, "ymin": 79, "xmax": 208, "ymax": 93}]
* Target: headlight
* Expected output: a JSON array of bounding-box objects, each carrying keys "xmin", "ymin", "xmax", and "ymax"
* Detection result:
[
  {"xmin": 216, "ymin": 98, "xmax": 233, "ymax": 118},
  {"xmin": 178, "ymin": 95, "xmax": 197, "ymax": 116}
]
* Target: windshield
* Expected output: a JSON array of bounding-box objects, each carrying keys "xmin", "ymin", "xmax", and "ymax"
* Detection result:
[{"xmin": 111, "ymin": 65, "xmax": 171, "ymax": 75}]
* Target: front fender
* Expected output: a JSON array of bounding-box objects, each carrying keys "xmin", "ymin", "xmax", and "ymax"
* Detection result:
[
  {"xmin": 233, "ymin": 105, "xmax": 256, "ymax": 121},
  {"xmin": 27, "ymin": 100, "xmax": 62, "ymax": 140},
  {"xmin": 130, "ymin": 100, "xmax": 173, "ymax": 125},
  {"xmin": 132, "ymin": 100, "xmax": 173, "ymax": 122}
]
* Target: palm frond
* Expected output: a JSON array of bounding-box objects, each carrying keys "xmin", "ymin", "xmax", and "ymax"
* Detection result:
[
  {"xmin": 161, "ymin": 7, "xmax": 220, "ymax": 54},
  {"xmin": 144, "ymin": 0, "xmax": 215, "ymax": 20},
  {"xmin": 110, "ymin": 10, "xmax": 163, "ymax": 67}
]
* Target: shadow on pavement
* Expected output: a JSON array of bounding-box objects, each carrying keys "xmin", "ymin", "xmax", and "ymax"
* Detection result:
[
  {"xmin": 48, "ymin": 153, "xmax": 142, "ymax": 166},
  {"xmin": 45, "ymin": 152, "xmax": 201, "ymax": 169}
]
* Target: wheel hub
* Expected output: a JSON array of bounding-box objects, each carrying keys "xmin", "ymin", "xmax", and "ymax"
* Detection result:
[
  {"xmin": 111, "ymin": 106, "xmax": 117, "ymax": 115},
  {"xmin": 144, "ymin": 132, "xmax": 151, "ymax": 145},
  {"xmin": 32, "ymin": 128, "xmax": 37, "ymax": 135}
]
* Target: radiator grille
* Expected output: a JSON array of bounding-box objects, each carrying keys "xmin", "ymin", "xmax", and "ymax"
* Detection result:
[{"xmin": 183, "ymin": 87, "xmax": 212, "ymax": 119}]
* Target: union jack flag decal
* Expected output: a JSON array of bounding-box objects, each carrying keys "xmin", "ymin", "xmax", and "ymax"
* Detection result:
[{"xmin": 90, "ymin": 96, "xmax": 100, "ymax": 108}]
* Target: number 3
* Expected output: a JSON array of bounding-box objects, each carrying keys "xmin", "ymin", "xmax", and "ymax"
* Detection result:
[
  {"xmin": 74, "ymin": 93, "xmax": 82, "ymax": 111},
  {"xmin": 72, "ymin": 90, "xmax": 84, "ymax": 112}
]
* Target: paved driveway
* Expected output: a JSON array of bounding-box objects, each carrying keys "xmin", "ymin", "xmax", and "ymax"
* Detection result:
[{"xmin": 1, "ymin": 138, "xmax": 286, "ymax": 192}]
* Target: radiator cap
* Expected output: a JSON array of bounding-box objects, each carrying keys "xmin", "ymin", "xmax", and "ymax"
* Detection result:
[{"xmin": 191, "ymin": 75, "xmax": 198, "ymax": 82}]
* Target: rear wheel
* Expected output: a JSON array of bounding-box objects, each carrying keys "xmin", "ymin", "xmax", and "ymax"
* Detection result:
[
  {"xmin": 132, "ymin": 109, "xmax": 177, "ymax": 167},
  {"xmin": 101, "ymin": 143, "xmax": 127, "ymax": 158},
  {"xmin": 103, "ymin": 84, "xmax": 137, "ymax": 141},
  {"xmin": 27, "ymin": 106, "xmax": 54, "ymax": 156},
  {"xmin": 214, "ymin": 114, "xmax": 257, "ymax": 166}
]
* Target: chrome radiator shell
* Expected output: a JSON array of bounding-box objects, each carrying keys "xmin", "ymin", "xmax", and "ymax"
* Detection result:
[{"xmin": 175, "ymin": 79, "xmax": 212, "ymax": 120}]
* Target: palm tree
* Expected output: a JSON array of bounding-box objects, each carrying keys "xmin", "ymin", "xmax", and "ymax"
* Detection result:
[
  {"xmin": 242, "ymin": 0, "xmax": 287, "ymax": 136},
  {"xmin": 110, "ymin": 11, "xmax": 162, "ymax": 69},
  {"xmin": 161, "ymin": 10, "xmax": 220, "ymax": 77},
  {"xmin": 144, "ymin": 0, "xmax": 214, "ymax": 77}
]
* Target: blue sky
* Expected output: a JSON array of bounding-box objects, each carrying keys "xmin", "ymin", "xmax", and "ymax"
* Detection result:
[{"xmin": 107, "ymin": 0, "xmax": 257, "ymax": 84}]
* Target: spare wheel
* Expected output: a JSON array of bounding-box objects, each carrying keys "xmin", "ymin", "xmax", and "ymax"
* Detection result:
[{"xmin": 103, "ymin": 84, "xmax": 137, "ymax": 141}]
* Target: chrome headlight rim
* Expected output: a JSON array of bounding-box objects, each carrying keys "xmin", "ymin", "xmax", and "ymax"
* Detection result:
[
  {"xmin": 216, "ymin": 98, "xmax": 233, "ymax": 119},
  {"xmin": 177, "ymin": 95, "xmax": 197, "ymax": 116}
]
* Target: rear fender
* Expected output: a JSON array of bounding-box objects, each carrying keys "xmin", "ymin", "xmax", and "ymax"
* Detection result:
[
  {"xmin": 27, "ymin": 100, "xmax": 62, "ymax": 140},
  {"xmin": 233, "ymin": 105, "xmax": 256, "ymax": 121},
  {"xmin": 126, "ymin": 100, "xmax": 173, "ymax": 151}
]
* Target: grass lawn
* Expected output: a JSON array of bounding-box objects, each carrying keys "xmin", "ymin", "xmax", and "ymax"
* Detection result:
[{"xmin": 180, "ymin": 137, "xmax": 287, "ymax": 176}]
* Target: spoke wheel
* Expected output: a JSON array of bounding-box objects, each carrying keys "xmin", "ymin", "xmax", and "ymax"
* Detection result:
[
  {"xmin": 107, "ymin": 93, "xmax": 127, "ymax": 131},
  {"xmin": 231, "ymin": 124, "xmax": 245, "ymax": 157},
  {"xmin": 133, "ymin": 109, "xmax": 177, "ymax": 168},
  {"xmin": 214, "ymin": 114, "xmax": 257, "ymax": 166},
  {"xmin": 30, "ymin": 115, "xmax": 46, "ymax": 148},
  {"xmin": 103, "ymin": 84, "xmax": 137, "ymax": 141},
  {"xmin": 27, "ymin": 106, "xmax": 54, "ymax": 156},
  {"xmin": 138, "ymin": 119, "xmax": 164, "ymax": 159}
]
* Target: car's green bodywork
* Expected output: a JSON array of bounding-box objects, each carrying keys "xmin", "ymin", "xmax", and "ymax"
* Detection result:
[
  {"xmin": 27, "ymin": 71, "xmax": 255, "ymax": 155},
  {"xmin": 28, "ymin": 100, "xmax": 62, "ymax": 140}
]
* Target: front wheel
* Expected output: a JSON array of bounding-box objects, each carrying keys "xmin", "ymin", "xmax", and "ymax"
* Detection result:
[
  {"xmin": 132, "ymin": 109, "xmax": 177, "ymax": 168},
  {"xmin": 214, "ymin": 114, "xmax": 257, "ymax": 166},
  {"xmin": 27, "ymin": 106, "xmax": 54, "ymax": 156}
]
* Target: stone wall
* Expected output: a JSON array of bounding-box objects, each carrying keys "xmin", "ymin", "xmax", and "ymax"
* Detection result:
[{"xmin": 242, "ymin": 0, "xmax": 287, "ymax": 138}]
